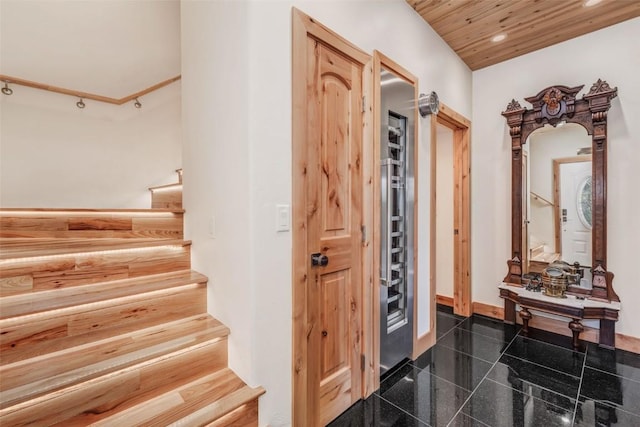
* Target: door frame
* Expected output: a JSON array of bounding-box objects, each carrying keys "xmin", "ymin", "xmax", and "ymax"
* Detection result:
[
  {"xmin": 370, "ymin": 50, "xmax": 419, "ymax": 387},
  {"xmin": 430, "ymin": 104, "xmax": 471, "ymax": 320},
  {"xmin": 291, "ymin": 8, "xmax": 373, "ymax": 426}
]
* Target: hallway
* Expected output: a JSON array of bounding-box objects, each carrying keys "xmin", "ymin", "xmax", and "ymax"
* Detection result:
[{"xmin": 329, "ymin": 306, "xmax": 640, "ymax": 426}]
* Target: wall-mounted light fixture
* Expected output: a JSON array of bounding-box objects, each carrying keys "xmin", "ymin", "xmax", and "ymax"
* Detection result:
[
  {"xmin": 1, "ymin": 81, "xmax": 13, "ymax": 95},
  {"xmin": 76, "ymin": 98, "xmax": 86, "ymax": 109},
  {"xmin": 418, "ymin": 91, "xmax": 439, "ymax": 117},
  {"xmin": 134, "ymin": 98, "xmax": 142, "ymax": 108}
]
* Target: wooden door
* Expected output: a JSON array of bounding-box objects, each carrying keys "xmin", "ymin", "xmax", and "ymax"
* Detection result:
[
  {"xmin": 559, "ymin": 160, "xmax": 592, "ymax": 266},
  {"xmin": 292, "ymin": 9, "xmax": 371, "ymax": 427}
]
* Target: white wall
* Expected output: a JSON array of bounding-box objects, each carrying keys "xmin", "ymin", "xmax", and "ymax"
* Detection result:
[
  {"xmin": 436, "ymin": 124, "xmax": 454, "ymax": 298},
  {"xmin": 181, "ymin": 1, "xmax": 472, "ymax": 425},
  {"xmin": 472, "ymin": 17, "xmax": 640, "ymax": 339},
  {"xmin": 0, "ymin": 0, "xmax": 182, "ymax": 208}
]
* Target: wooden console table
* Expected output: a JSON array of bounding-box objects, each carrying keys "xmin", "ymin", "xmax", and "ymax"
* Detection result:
[{"xmin": 499, "ymin": 284, "xmax": 620, "ymax": 349}]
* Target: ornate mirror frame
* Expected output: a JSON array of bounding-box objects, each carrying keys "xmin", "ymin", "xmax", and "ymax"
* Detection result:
[{"xmin": 502, "ymin": 79, "xmax": 619, "ymax": 302}]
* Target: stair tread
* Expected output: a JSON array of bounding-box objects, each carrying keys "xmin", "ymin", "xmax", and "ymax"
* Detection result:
[
  {"xmin": 0, "ymin": 337, "xmax": 229, "ymax": 426},
  {"xmin": 88, "ymin": 369, "xmax": 263, "ymax": 427},
  {"xmin": 0, "ymin": 208, "xmax": 185, "ymax": 214},
  {"xmin": 0, "ymin": 238, "xmax": 191, "ymax": 260},
  {"xmin": 1, "ymin": 282, "xmax": 206, "ymax": 365},
  {"xmin": 1, "ymin": 269, "xmax": 208, "ymax": 319},
  {"xmin": 148, "ymin": 182, "xmax": 183, "ymax": 191},
  {"xmin": 1, "ymin": 314, "xmax": 227, "ymax": 408}
]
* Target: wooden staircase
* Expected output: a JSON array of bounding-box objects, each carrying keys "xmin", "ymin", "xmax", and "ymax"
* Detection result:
[
  {"xmin": 149, "ymin": 169, "xmax": 183, "ymax": 209},
  {"xmin": 0, "ymin": 172, "xmax": 264, "ymax": 426}
]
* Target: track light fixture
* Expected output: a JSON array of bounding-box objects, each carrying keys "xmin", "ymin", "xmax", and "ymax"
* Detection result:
[
  {"xmin": 134, "ymin": 98, "xmax": 142, "ymax": 108},
  {"xmin": 76, "ymin": 98, "xmax": 86, "ymax": 109},
  {"xmin": 1, "ymin": 81, "xmax": 13, "ymax": 95}
]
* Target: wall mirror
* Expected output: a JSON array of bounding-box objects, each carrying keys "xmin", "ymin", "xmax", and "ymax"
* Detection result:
[
  {"xmin": 525, "ymin": 123, "xmax": 593, "ymax": 281},
  {"xmin": 502, "ymin": 80, "xmax": 619, "ymax": 302}
]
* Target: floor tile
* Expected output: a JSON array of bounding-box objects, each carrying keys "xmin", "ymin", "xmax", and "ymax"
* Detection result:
[
  {"xmin": 457, "ymin": 315, "xmax": 520, "ymax": 344},
  {"xmin": 437, "ymin": 312, "xmax": 465, "ymax": 339},
  {"xmin": 574, "ymin": 396, "xmax": 640, "ymax": 427},
  {"xmin": 380, "ymin": 362, "xmax": 416, "ymax": 395},
  {"xmin": 505, "ymin": 335, "xmax": 585, "ymax": 377},
  {"xmin": 585, "ymin": 342, "xmax": 640, "ymax": 383},
  {"xmin": 327, "ymin": 394, "xmax": 428, "ymax": 427},
  {"xmin": 447, "ymin": 412, "xmax": 491, "ymax": 426},
  {"xmin": 436, "ymin": 303, "xmax": 455, "ymax": 315},
  {"xmin": 579, "ymin": 367, "xmax": 640, "ymax": 417},
  {"xmin": 412, "ymin": 345, "xmax": 492, "ymax": 391},
  {"xmin": 436, "ymin": 328, "xmax": 508, "ymax": 363},
  {"xmin": 377, "ymin": 364, "xmax": 470, "ymax": 426},
  {"xmin": 460, "ymin": 378, "xmax": 575, "ymax": 427},
  {"xmin": 487, "ymin": 354, "xmax": 579, "ymax": 411},
  {"xmin": 521, "ymin": 326, "xmax": 586, "ymax": 352}
]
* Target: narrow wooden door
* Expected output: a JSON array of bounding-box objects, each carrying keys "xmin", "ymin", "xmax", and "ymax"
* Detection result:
[
  {"xmin": 292, "ymin": 9, "xmax": 370, "ymax": 427},
  {"xmin": 307, "ymin": 39, "xmax": 363, "ymax": 427}
]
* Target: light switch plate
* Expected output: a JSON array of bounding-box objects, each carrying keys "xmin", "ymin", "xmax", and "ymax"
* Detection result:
[{"xmin": 276, "ymin": 204, "xmax": 290, "ymax": 232}]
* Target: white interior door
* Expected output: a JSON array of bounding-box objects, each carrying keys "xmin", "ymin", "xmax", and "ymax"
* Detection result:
[{"xmin": 560, "ymin": 161, "xmax": 592, "ymax": 266}]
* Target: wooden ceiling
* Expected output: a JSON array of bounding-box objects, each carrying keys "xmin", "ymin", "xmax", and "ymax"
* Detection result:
[{"xmin": 407, "ymin": 0, "xmax": 640, "ymax": 70}]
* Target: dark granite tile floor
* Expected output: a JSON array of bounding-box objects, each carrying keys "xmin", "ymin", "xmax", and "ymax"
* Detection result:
[{"xmin": 328, "ymin": 304, "xmax": 640, "ymax": 427}]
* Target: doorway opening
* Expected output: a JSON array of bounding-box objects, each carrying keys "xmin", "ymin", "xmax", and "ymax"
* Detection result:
[{"xmin": 431, "ymin": 105, "xmax": 471, "ymax": 318}]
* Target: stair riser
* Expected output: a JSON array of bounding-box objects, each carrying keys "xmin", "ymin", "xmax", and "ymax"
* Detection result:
[
  {"xmin": 1, "ymin": 285, "xmax": 206, "ymax": 364},
  {"xmin": 1, "ymin": 271, "xmax": 208, "ymax": 319},
  {"xmin": 0, "ymin": 339, "xmax": 228, "ymax": 427},
  {"xmin": 1, "ymin": 317, "xmax": 227, "ymax": 407},
  {"xmin": 151, "ymin": 189, "xmax": 182, "ymax": 209},
  {"xmin": 0, "ymin": 246, "xmax": 191, "ymax": 296},
  {"xmin": 0, "ymin": 213, "xmax": 184, "ymax": 239}
]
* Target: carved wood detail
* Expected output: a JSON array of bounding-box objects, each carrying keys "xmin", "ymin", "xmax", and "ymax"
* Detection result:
[{"xmin": 501, "ymin": 80, "xmax": 618, "ymax": 303}]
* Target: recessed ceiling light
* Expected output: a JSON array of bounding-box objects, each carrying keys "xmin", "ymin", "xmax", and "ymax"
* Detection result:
[
  {"xmin": 491, "ymin": 34, "xmax": 507, "ymax": 42},
  {"xmin": 583, "ymin": 0, "xmax": 603, "ymax": 6}
]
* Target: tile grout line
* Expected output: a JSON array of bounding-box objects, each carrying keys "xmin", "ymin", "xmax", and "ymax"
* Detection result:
[
  {"xmin": 572, "ymin": 342, "xmax": 589, "ymax": 425},
  {"xmin": 444, "ymin": 322, "xmax": 523, "ymax": 427}
]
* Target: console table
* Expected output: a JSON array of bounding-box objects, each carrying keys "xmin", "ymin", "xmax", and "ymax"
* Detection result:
[{"xmin": 499, "ymin": 283, "xmax": 620, "ymax": 349}]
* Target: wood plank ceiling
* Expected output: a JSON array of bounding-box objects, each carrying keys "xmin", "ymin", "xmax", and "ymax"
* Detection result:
[{"xmin": 407, "ymin": 0, "xmax": 640, "ymax": 70}]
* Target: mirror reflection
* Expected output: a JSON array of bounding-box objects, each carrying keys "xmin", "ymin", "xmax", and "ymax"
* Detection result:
[{"xmin": 524, "ymin": 123, "xmax": 593, "ymax": 288}]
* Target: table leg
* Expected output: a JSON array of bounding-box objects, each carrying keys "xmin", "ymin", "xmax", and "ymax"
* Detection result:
[
  {"xmin": 519, "ymin": 308, "xmax": 532, "ymax": 335},
  {"xmin": 599, "ymin": 319, "xmax": 615, "ymax": 349},
  {"xmin": 569, "ymin": 319, "xmax": 584, "ymax": 350},
  {"xmin": 504, "ymin": 299, "xmax": 516, "ymax": 324}
]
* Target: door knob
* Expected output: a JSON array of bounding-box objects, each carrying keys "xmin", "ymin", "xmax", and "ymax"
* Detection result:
[{"xmin": 311, "ymin": 253, "xmax": 329, "ymax": 267}]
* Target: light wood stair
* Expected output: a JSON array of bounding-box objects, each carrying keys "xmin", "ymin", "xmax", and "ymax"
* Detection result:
[
  {"xmin": 0, "ymin": 200, "xmax": 263, "ymax": 425},
  {"xmin": 149, "ymin": 169, "xmax": 183, "ymax": 209}
]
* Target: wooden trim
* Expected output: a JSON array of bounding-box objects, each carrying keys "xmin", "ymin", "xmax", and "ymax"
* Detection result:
[
  {"xmin": 552, "ymin": 155, "xmax": 592, "ymax": 257},
  {"xmin": 361, "ymin": 58, "xmax": 375, "ymax": 398},
  {"xmin": 433, "ymin": 104, "xmax": 472, "ymax": 317},
  {"xmin": 418, "ymin": 112, "xmax": 440, "ymax": 360},
  {"xmin": 372, "ymin": 49, "xmax": 421, "ymax": 380},
  {"xmin": 0, "ymin": 74, "xmax": 180, "ymax": 106},
  {"xmin": 291, "ymin": 8, "xmax": 371, "ymax": 426},
  {"xmin": 472, "ymin": 302, "xmax": 503, "ymax": 320},
  {"xmin": 370, "ymin": 53, "xmax": 383, "ymax": 396},
  {"xmin": 291, "ymin": 9, "xmax": 309, "ymax": 426},
  {"xmin": 436, "ymin": 295, "xmax": 454, "ymax": 307}
]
